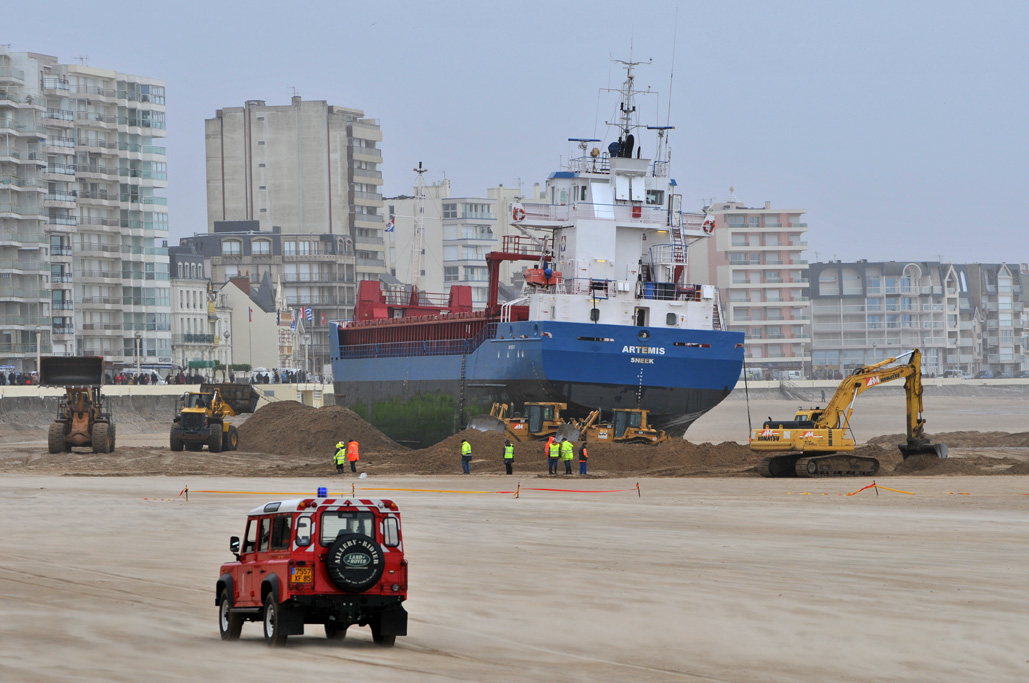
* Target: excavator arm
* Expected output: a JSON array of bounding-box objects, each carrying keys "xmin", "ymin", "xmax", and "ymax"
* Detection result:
[{"xmin": 817, "ymin": 350, "xmax": 921, "ymax": 432}]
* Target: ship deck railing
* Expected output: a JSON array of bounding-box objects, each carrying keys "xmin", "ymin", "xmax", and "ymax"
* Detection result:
[
  {"xmin": 520, "ymin": 202, "xmax": 706, "ymax": 229},
  {"xmin": 337, "ymin": 323, "xmax": 500, "ymax": 360},
  {"xmin": 558, "ymin": 276, "xmax": 710, "ymax": 303},
  {"xmin": 566, "ymin": 155, "xmax": 670, "ymax": 178}
]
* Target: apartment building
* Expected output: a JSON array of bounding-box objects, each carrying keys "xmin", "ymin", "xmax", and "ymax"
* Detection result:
[
  {"xmin": 687, "ymin": 190, "xmax": 811, "ymax": 378},
  {"xmin": 386, "ymin": 180, "xmax": 526, "ymax": 307},
  {"xmin": 385, "ymin": 178, "xmax": 450, "ymax": 294},
  {"xmin": 0, "ymin": 48, "xmax": 171, "ymax": 370},
  {"xmin": 808, "ymin": 261, "xmax": 1027, "ymax": 377},
  {"xmin": 205, "ymin": 97, "xmax": 386, "ymax": 279},
  {"xmin": 181, "ymin": 220, "xmax": 355, "ymax": 372},
  {"xmin": 168, "ymin": 244, "xmax": 217, "ymax": 373}
]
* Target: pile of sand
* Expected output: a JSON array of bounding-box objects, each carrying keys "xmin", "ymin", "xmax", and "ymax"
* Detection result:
[
  {"xmin": 237, "ymin": 401, "xmax": 403, "ymax": 456},
  {"xmin": 868, "ymin": 431, "xmax": 1029, "ymax": 447}
]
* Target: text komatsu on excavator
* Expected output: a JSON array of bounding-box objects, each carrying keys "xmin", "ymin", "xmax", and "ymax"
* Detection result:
[{"xmin": 751, "ymin": 349, "xmax": 948, "ymax": 477}]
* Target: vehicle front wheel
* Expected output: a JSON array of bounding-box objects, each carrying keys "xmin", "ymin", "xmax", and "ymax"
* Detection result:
[
  {"xmin": 170, "ymin": 430, "xmax": 184, "ymax": 451},
  {"xmin": 262, "ymin": 594, "xmax": 287, "ymax": 647},
  {"xmin": 218, "ymin": 589, "xmax": 243, "ymax": 641}
]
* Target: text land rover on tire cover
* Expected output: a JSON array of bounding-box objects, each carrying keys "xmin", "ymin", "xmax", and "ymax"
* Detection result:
[{"xmin": 216, "ymin": 496, "xmax": 408, "ymax": 647}]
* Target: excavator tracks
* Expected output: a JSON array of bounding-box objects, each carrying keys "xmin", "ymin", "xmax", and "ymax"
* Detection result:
[{"xmin": 758, "ymin": 453, "xmax": 880, "ymax": 478}]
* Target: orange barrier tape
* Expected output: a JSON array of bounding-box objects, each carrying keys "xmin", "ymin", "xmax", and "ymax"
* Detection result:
[{"xmin": 189, "ymin": 484, "xmax": 638, "ymax": 497}]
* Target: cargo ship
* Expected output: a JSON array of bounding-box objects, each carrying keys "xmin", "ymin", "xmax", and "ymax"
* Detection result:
[{"xmin": 329, "ymin": 60, "xmax": 745, "ymax": 446}]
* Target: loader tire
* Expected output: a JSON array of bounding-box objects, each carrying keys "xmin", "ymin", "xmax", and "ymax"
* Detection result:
[
  {"xmin": 209, "ymin": 422, "xmax": 223, "ymax": 453},
  {"xmin": 92, "ymin": 423, "xmax": 110, "ymax": 454},
  {"xmin": 48, "ymin": 423, "xmax": 65, "ymax": 454},
  {"xmin": 170, "ymin": 430, "xmax": 184, "ymax": 451},
  {"xmin": 224, "ymin": 425, "xmax": 239, "ymax": 451}
]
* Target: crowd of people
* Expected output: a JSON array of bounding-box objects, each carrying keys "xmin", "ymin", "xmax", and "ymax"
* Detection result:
[
  {"xmin": 251, "ymin": 369, "xmax": 318, "ymax": 384},
  {"xmin": 0, "ymin": 371, "xmax": 38, "ymax": 386}
]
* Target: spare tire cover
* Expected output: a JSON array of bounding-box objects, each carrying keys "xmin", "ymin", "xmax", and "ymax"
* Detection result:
[{"xmin": 325, "ymin": 533, "xmax": 385, "ymax": 592}]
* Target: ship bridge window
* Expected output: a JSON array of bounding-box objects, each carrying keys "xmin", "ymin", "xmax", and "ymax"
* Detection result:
[{"xmin": 646, "ymin": 190, "xmax": 664, "ymax": 205}]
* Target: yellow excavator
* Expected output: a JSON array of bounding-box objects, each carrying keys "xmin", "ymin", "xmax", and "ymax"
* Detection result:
[
  {"xmin": 170, "ymin": 386, "xmax": 242, "ymax": 452},
  {"xmin": 752, "ymin": 349, "xmax": 948, "ymax": 477}
]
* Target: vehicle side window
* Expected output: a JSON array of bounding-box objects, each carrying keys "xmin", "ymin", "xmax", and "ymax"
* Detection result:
[
  {"xmin": 270, "ymin": 515, "xmax": 292, "ymax": 551},
  {"xmin": 243, "ymin": 519, "xmax": 257, "ymax": 553},
  {"xmin": 383, "ymin": 517, "xmax": 400, "ymax": 547},
  {"xmin": 258, "ymin": 517, "xmax": 271, "ymax": 552},
  {"xmin": 295, "ymin": 514, "xmax": 312, "ymax": 547}
]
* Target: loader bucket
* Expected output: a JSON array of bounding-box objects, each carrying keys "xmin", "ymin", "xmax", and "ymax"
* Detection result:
[
  {"xmin": 201, "ymin": 383, "xmax": 258, "ymax": 414},
  {"xmin": 40, "ymin": 356, "xmax": 104, "ymax": 386},
  {"xmin": 898, "ymin": 441, "xmax": 948, "ymax": 460},
  {"xmin": 555, "ymin": 423, "xmax": 581, "ymax": 443},
  {"xmin": 468, "ymin": 415, "xmax": 507, "ymax": 433}
]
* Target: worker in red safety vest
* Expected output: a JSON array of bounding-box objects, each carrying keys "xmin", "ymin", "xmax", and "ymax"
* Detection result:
[{"xmin": 346, "ymin": 440, "xmax": 360, "ymax": 473}]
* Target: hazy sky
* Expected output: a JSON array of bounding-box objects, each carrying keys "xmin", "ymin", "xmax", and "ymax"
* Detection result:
[{"xmin": 6, "ymin": 0, "xmax": 1027, "ymax": 264}]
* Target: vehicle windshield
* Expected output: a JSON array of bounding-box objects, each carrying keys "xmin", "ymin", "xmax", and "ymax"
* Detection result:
[
  {"xmin": 320, "ymin": 510, "xmax": 375, "ymax": 545},
  {"xmin": 185, "ymin": 393, "xmax": 211, "ymax": 409}
]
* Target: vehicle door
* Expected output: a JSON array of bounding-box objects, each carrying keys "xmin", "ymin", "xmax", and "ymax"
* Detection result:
[
  {"xmin": 233, "ymin": 518, "xmax": 260, "ymax": 607},
  {"xmin": 242, "ymin": 515, "xmax": 273, "ymax": 606},
  {"xmin": 265, "ymin": 512, "xmax": 294, "ymax": 592}
]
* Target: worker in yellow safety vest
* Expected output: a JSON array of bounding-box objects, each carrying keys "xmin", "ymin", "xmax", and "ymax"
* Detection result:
[
  {"xmin": 346, "ymin": 440, "xmax": 360, "ymax": 473},
  {"xmin": 503, "ymin": 440, "xmax": 514, "ymax": 475},
  {"xmin": 548, "ymin": 438, "xmax": 560, "ymax": 475},
  {"xmin": 560, "ymin": 437, "xmax": 574, "ymax": 474},
  {"xmin": 334, "ymin": 441, "xmax": 347, "ymax": 474},
  {"xmin": 461, "ymin": 439, "xmax": 472, "ymax": 474}
]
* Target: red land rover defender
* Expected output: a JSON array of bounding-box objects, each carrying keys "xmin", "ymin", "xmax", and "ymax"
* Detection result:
[{"xmin": 216, "ymin": 496, "xmax": 408, "ymax": 647}]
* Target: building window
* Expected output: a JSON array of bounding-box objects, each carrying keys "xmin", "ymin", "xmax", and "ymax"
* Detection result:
[
  {"xmin": 253, "ymin": 240, "xmax": 271, "ymax": 255},
  {"xmin": 284, "ymin": 241, "xmax": 296, "ymax": 255},
  {"xmin": 222, "ymin": 240, "xmax": 242, "ymax": 255},
  {"xmin": 443, "ymin": 203, "xmax": 457, "ymax": 219}
]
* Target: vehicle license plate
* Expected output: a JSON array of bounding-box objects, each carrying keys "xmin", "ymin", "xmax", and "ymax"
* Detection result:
[{"xmin": 292, "ymin": 566, "xmax": 313, "ymax": 583}]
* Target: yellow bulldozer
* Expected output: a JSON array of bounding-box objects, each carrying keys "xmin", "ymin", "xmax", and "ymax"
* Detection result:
[
  {"xmin": 41, "ymin": 356, "xmax": 115, "ymax": 454},
  {"xmin": 169, "ymin": 384, "xmax": 255, "ymax": 452},
  {"xmin": 469, "ymin": 402, "xmax": 572, "ymax": 441},
  {"xmin": 751, "ymin": 349, "xmax": 948, "ymax": 477},
  {"xmin": 558, "ymin": 408, "xmax": 669, "ymax": 444}
]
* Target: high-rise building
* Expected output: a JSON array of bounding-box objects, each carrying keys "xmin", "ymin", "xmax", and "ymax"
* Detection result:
[
  {"xmin": 203, "ymin": 97, "xmax": 383, "ymax": 366},
  {"xmin": 688, "ymin": 190, "xmax": 811, "ymax": 378},
  {"xmin": 1, "ymin": 48, "xmax": 170, "ymax": 370}
]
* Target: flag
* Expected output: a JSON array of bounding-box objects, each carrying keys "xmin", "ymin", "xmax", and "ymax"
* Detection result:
[
  {"xmin": 385, "ymin": 218, "xmax": 395, "ymax": 232},
  {"xmin": 306, "ymin": 307, "xmax": 313, "ymax": 322},
  {"xmin": 248, "ymin": 306, "xmax": 252, "ymax": 322},
  {"xmin": 320, "ymin": 312, "xmax": 326, "ymax": 325},
  {"xmin": 276, "ymin": 310, "xmax": 280, "ymax": 325}
]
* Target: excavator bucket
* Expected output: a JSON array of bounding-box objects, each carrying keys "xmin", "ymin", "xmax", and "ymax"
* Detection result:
[
  {"xmin": 898, "ymin": 441, "xmax": 948, "ymax": 460},
  {"xmin": 555, "ymin": 422, "xmax": 581, "ymax": 443},
  {"xmin": 468, "ymin": 415, "xmax": 507, "ymax": 433},
  {"xmin": 40, "ymin": 356, "xmax": 104, "ymax": 386}
]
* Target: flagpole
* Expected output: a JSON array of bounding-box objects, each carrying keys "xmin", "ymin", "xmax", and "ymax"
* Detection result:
[{"xmin": 248, "ymin": 315, "xmax": 252, "ymax": 371}]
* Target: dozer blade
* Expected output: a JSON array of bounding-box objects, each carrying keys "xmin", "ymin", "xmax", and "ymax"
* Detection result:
[
  {"xmin": 898, "ymin": 442, "xmax": 949, "ymax": 460},
  {"xmin": 555, "ymin": 423, "xmax": 582, "ymax": 443},
  {"xmin": 468, "ymin": 415, "xmax": 507, "ymax": 433}
]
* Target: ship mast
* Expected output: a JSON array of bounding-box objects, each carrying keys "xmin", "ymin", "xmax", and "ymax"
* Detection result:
[{"xmin": 411, "ymin": 161, "xmax": 428, "ymax": 291}]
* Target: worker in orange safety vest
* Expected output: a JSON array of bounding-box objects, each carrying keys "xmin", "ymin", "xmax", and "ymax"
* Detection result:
[{"xmin": 346, "ymin": 440, "xmax": 360, "ymax": 473}]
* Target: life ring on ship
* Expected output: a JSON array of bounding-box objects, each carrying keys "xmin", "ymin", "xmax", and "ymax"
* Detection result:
[
  {"xmin": 512, "ymin": 206, "xmax": 526, "ymax": 222},
  {"xmin": 701, "ymin": 216, "xmax": 715, "ymax": 235}
]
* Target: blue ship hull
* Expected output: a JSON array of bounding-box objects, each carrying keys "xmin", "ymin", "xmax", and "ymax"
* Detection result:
[{"xmin": 330, "ymin": 320, "xmax": 743, "ymax": 447}]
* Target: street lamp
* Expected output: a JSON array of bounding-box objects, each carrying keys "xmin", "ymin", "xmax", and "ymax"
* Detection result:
[{"xmin": 135, "ymin": 332, "xmax": 142, "ymax": 374}]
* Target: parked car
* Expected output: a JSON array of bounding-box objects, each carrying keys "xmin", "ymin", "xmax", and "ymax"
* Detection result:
[
  {"xmin": 1016, "ymin": 371, "xmax": 1029, "ymax": 378},
  {"xmin": 974, "ymin": 370, "xmax": 993, "ymax": 379}
]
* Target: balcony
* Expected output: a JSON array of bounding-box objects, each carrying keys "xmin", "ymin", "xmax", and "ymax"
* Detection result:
[
  {"xmin": 52, "ymin": 324, "xmax": 75, "ymax": 335},
  {"xmin": 0, "ymin": 66, "xmax": 26, "ymax": 83},
  {"xmin": 52, "ymin": 301, "xmax": 75, "ymax": 310},
  {"xmin": 172, "ymin": 333, "xmax": 215, "ymax": 345}
]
